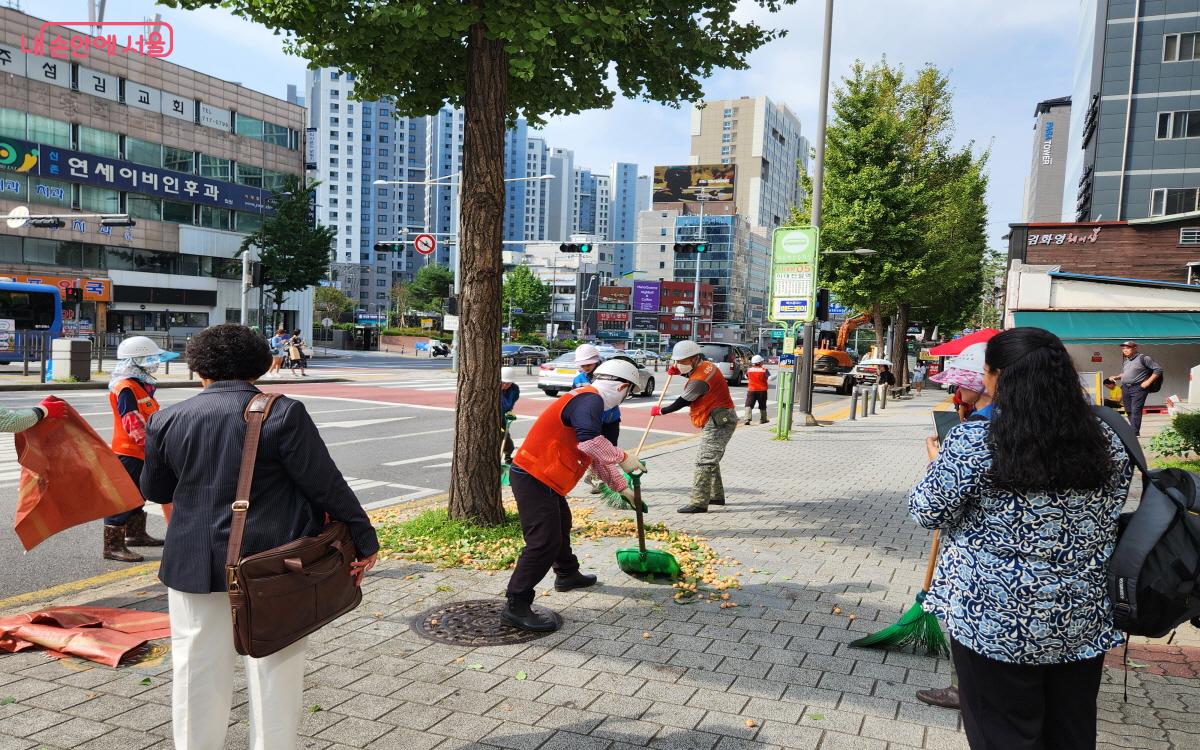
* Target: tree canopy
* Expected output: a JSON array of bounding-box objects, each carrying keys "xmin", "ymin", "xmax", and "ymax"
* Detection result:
[
  {"xmin": 796, "ymin": 60, "xmax": 990, "ymax": 365},
  {"xmin": 502, "ymin": 265, "xmax": 551, "ymax": 336},
  {"xmin": 407, "ymin": 264, "xmax": 454, "ymax": 312},
  {"xmin": 240, "ymin": 175, "xmax": 335, "ymax": 327},
  {"xmin": 314, "ymin": 286, "xmax": 354, "ymax": 324}
]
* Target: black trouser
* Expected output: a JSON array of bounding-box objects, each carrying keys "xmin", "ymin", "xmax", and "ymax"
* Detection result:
[
  {"xmin": 951, "ymin": 639, "xmax": 1105, "ymax": 750},
  {"xmin": 106, "ymin": 455, "xmax": 145, "ymax": 525},
  {"xmin": 506, "ymin": 469, "xmax": 580, "ymax": 602},
  {"xmin": 744, "ymin": 390, "xmax": 767, "ymax": 409},
  {"xmin": 1121, "ymin": 384, "xmax": 1148, "ymax": 435}
]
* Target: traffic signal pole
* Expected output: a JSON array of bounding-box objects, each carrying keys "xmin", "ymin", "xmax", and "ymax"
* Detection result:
[{"xmin": 692, "ymin": 201, "xmax": 704, "ymax": 340}]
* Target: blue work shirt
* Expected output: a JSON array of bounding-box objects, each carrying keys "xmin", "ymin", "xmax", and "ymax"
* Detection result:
[{"xmin": 573, "ymin": 371, "xmax": 620, "ymax": 424}]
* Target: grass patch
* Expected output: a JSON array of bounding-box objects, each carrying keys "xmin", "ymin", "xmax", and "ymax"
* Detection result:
[
  {"xmin": 376, "ymin": 504, "xmax": 741, "ymax": 603},
  {"xmin": 1150, "ymin": 457, "xmax": 1200, "ymax": 472}
]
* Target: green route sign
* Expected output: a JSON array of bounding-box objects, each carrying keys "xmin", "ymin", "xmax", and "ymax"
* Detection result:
[{"xmin": 768, "ymin": 226, "xmax": 819, "ymax": 323}]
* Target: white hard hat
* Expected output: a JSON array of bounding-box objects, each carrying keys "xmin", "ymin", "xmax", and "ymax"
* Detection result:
[
  {"xmin": 751, "ymin": 355, "xmax": 764, "ymax": 365},
  {"xmin": 574, "ymin": 343, "xmax": 601, "ymax": 366},
  {"xmin": 117, "ymin": 336, "xmax": 169, "ymax": 360},
  {"xmin": 672, "ymin": 340, "xmax": 702, "ymax": 361},
  {"xmin": 593, "ymin": 358, "xmax": 640, "ymax": 385},
  {"xmin": 947, "ymin": 342, "xmax": 987, "ymax": 375},
  {"xmin": 500, "ymin": 366, "xmax": 518, "ymax": 383}
]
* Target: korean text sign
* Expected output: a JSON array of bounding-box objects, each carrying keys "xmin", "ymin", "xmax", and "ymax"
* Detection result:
[
  {"xmin": 0, "ymin": 136, "xmax": 269, "ymax": 214},
  {"xmin": 769, "ymin": 227, "xmax": 819, "ymax": 324}
]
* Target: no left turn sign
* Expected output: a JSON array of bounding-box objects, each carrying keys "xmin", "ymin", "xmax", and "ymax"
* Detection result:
[{"xmin": 413, "ymin": 234, "xmax": 437, "ymax": 255}]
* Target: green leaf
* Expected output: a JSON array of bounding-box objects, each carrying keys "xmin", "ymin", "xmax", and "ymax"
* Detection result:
[
  {"xmin": 0, "ymin": 697, "xmax": 15, "ymax": 706},
  {"xmin": 308, "ymin": 704, "xmax": 322, "ymax": 713},
  {"xmin": 807, "ymin": 713, "xmax": 824, "ymax": 721},
  {"xmin": 466, "ymin": 663, "xmax": 484, "ymax": 670},
  {"xmin": 515, "ymin": 671, "xmax": 527, "ymax": 681},
  {"xmin": 139, "ymin": 678, "xmax": 152, "ymax": 686}
]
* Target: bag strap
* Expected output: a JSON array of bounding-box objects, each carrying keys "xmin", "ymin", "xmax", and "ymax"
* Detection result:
[
  {"xmin": 1091, "ymin": 404, "xmax": 1151, "ymax": 476},
  {"xmin": 225, "ymin": 392, "xmax": 282, "ymax": 587}
]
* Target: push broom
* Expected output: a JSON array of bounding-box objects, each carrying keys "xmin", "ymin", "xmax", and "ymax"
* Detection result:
[
  {"xmin": 615, "ymin": 470, "xmax": 681, "ymax": 578},
  {"xmin": 499, "ymin": 413, "xmax": 516, "ymax": 487},
  {"xmin": 600, "ymin": 374, "xmax": 673, "ymax": 510},
  {"xmin": 850, "ymin": 530, "xmax": 949, "ymax": 657}
]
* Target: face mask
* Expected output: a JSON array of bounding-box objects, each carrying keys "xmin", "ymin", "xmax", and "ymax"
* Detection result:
[
  {"xmin": 592, "ymin": 380, "xmax": 629, "ymax": 410},
  {"xmin": 676, "ymin": 361, "xmax": 694, "ymax": 375},
  {"xmin": 135, "ymin": 356, "xmax": 161, "ymax": 375}
]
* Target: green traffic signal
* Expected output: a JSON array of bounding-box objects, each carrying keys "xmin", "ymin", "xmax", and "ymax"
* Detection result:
[
  {"xmin": 695, "ymin": 243, "xmax": 708, "ymax": 253},
  {"xmin": 580, "ymin": 243, "xmax": 592, "ymax": 253}
]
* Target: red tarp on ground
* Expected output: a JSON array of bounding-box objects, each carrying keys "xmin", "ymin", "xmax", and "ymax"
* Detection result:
[
  {"xmin": 927, "ymin": 328, "xmax": 1000, "ymax": 357},
  {"xmin": 0, "ymin": 606, "xmax": 170, "ymax": 667},
  {"xmin": 13, "ymin": 400, "xmax": 143, "ymax": 551}
]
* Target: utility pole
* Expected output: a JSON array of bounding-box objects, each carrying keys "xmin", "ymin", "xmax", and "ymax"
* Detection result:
[{"xmin": 692, "ymin": 201, "xmax": 704, "ymax": 340}]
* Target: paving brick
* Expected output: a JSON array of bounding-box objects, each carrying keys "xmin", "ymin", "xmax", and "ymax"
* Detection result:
[
  {"xmin": 589, "ymin": 692, "xmax": 652, "ymax": 720},
  {"xmin": 815, "ymin": 730, "xmax": 886, "ymax": 750},
  {"xmin": 0, "ymin": 734, "xmax": 35, "ymax": 750},
  {"xmin": 389, "ymin": 680, "xmax": 455, "ymax": 706},
  {"xmin": 483, "ymin": 721, "xmax": 556, "ymax": 750},
  {"xmin": 315, "ymin": 716, "xmax": 393, "ymax": 746},
  {"xmin": 24, "ymin": 685, "xmax": 96, "ymax": 711},
  {"xmin": 437, "ymin": 688, "xmax": 504, "ymax": 715},
  {"xmin": 743, "ymin": 697, "xmax": 805, "ymax": 725},
  {"xmin": 1, "ymin": 706, "xmax": 67, "ymax": 737},
  {"xmin": 754, "ymin": 720, "xmax": 824, "ymax": 749},
  {"xmin": 921, "ymin": 727, "xmax": 970, "ymax": 750},
  {"xmin": 333, "ymin": 692, "xmax": 403, "ymax": 721},
  {"xmin": 539, "ymin": 730, "xmax": 612, "ymax": 750},
  {"xmin": 696, "ymin": 710, "xmax": 761, "ymax": 740},
  {"xmin": 363, "ymin": 726, "xmax": 443, "ymax": 750},
  {"xmin": 641, "ymin": 701, "xmax": 710, "ymax": 731},
  {"xmin": 538, "ymin": 684, "xmax": 602, "ymax": 709},
  {"xmin": 650, "ymin": 728, "xmax": 723, "ymax": 750},
  {"xmin": 74, "ymin": 726, "xmax": 161, "ymax": 750},
  {"xmin": 485, "ymin": 699, "xmax": 554, "ymax": 725},
  {"xmin": 593, "ymin": 715, "xmax": 663, "ymax": 745},
  {"xmin": 535, "ymin": 705, "xmax": 607, "ymax": 734},
  {"xmin": 687, "ymin": 688, "xmax": 749, "ymax": 714},
  {"xmin": 108, "ymin": 702, "xmax": 173, "ymax": 732},
  {"xmin": 0, "ymin": 679, "xmax": 58, "ymax": 702},
  {"xmin": 585, "ymin": 672, "xmax": 646, "ymax": 696}
]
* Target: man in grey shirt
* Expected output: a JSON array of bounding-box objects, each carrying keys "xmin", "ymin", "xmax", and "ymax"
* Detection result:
[{"xmin": 1111, "ymin": 340, "xmax": 1163, "ymax": 435}]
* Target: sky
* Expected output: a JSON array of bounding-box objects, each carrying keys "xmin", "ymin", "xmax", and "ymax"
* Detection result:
[{"xmin": 30, "ymin": 0, "xmax": 1081, "ymax": 250}]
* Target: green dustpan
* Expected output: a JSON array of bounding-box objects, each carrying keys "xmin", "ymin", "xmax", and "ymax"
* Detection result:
[{"xmin": 615, "ymin": 473, "xmax": 681, "ymax": 578}]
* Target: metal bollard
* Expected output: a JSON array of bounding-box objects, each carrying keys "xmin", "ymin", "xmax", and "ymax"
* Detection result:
[
  {"xmin": 869, "ymin": 386, "xmax": 878, "ymax": 415},
  {"xmin": 526, "ymin": 360, "xmax": 533, "ymax": 376},
  {"xmin": 849, "ymin": 389, "xmax": 858, "ymax": 420},
  {"xmin": 22, "ymin": 335, "xmax": 29, "ymax": 377},
  {"xmin": 880, "ymin": 385, "xmax": 888, "ymax": 409},
  {"xmin": 860, "ymin": 387, "xmax": 870, "ymax": 418}
]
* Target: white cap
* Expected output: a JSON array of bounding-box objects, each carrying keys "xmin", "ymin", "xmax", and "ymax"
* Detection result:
[
  {"xmin": 574, "ymin": 343, "xmax": 601, "ymax": 366},
  {"xmin": 751, "ymin": 355, "xmax": 764, "ymax": 365},
  {"xmin": 500, "ymin": 366, "xmax": 518, "ymax": 383},
  {"xmin": 672, "ymin": 340, "xmax": 702, "ymax": 361},
  {"xmin": 947, "ymin": 342, "xmax": 987, "ymax": 375},
  {"xmin": 593, "ymin": 358, "xmax": 640, "ymax": 385},
  {"xmin": 117, "ymin": 336, "xmax": 170, "ymax": 360}
]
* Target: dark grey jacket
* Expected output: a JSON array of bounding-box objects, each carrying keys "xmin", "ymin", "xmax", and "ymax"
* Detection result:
[{"xmin": 141, "ymin": 380, "xmax": 379, "ymax": 593}]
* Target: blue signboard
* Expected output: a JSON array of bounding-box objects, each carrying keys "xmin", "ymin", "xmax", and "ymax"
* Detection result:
[
  {"xmin": 0, "ymin": 136, "xmax": 270, "ymax": 213},
  {"xmin": 828, "ymin": 303, "xmax": 848, "ymax": 316}
]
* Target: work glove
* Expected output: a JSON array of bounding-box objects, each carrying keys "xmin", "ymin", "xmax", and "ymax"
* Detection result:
[
  {"xmin": 619, "ymin": 452, "xmax": 647, "ymax": 475},
  {"xmin": 650, "ymin": 406, "xmax": 663, "ymax": 417},
  {"xmin": 37, "ymin": 396, "xmax": 67, "ymax": 420},
  {"xmin": 619, "ymin": 486, "xmax": 647, "ymax": 512},
  {"xmin": 666, "ymin": 366, "xmax": 681, "ymax": 376}
]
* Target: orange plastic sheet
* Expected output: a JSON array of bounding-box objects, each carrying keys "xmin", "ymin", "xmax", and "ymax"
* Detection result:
[
  {"xmin": 13, "ymin": 401, "xmax": 143, "ymax": 551},
  {"xmin": 0, "ymin": 606, "xmax": 170, "ymax": 667}
]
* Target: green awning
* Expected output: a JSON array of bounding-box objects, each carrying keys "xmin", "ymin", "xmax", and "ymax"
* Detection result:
[{"xmin": 1012, "ymin": 311, "xmax": 1200, "ymax": 345}]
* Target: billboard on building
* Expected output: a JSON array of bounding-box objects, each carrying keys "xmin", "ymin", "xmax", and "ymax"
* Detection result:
[
  {"xmin": 632, "ymin": 281, "xmax": 660, "ymax": 312},
  {"xmin": 652, "ymin": 164, "xmax": 735, "ymax": 204}
]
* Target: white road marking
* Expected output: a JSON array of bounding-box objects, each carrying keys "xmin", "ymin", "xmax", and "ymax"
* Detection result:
[
  {"xmin": 422, "ymin": 462, "xmax": 453, "ymax": 469},
  {"xmin": 316, "ymin": 416, "xmax": 415, "ymax": 429},
  {"xmin": 383, "ymin": 451, "xmax": 453, "ymax": 466},
  {"xmin": 324, "ymin": 427, "xmax": 454, "ymax": 448}
]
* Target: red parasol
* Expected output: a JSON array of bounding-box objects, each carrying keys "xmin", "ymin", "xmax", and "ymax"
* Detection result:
[
  {"xmin": 13, "ymin": 399, "xmax": 143, "ymax": 551},
  {"xmin": 927, "ymin": 328, "xmax": 1000, "ymax": 357}
]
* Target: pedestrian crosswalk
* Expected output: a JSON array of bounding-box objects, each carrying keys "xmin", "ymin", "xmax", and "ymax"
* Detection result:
[{"xmin": 0, "ymin": 434, "xmax": 19, "ymax": 486}]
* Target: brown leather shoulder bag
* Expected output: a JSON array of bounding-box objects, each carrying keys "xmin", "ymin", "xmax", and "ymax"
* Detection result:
[{"xmin": 226, "ymin": 393, "xmax": 362, "ymax": 658}]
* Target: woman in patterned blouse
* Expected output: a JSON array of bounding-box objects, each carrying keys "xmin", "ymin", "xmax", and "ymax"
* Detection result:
[{"xmin": 909, "ymin": 327, "xmax": 1132, "ymax": 750}]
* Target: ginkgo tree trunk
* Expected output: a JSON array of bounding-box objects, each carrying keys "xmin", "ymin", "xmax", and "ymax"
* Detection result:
[{"xmin": 163, "ymin": 0, "xmax": 797, "ymax": 524}]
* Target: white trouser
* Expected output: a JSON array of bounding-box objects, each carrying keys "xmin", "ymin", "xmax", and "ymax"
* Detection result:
[{"xmin": 168, "ymin": 588, "xmax": 307, "ymax": 750}]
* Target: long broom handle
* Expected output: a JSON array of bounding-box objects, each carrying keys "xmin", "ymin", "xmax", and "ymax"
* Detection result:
[
  {"xmin": 921, "ymin": 530, "xmax": 942, "ymax": 592},
  {"xmin": 634, "ymin": 373, "xmax": 674, "ymax": 458}
]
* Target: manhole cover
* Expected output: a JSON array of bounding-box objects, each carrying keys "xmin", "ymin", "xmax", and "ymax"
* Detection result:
[{"xmin": 410, "ymin": 599, "xmax": 562, "ymax": 646}]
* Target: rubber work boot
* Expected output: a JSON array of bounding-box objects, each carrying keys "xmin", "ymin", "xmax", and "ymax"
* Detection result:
[
  {"xmin": 915, "ymin": 686, "xmax": 960, "ymax": 710},
  {"xmin": 554, "ymin": 571, "xmax": 598, "ymax": 592},
  {"xmin": 500, "ymin": 594, "xmax": 557, "ymax": 632},
  {"xmin": 104, "ymin": 525, "xmax": 144, "ymax": 562},
  {"xmin": 124, "ymin": 509, "xmax": 164, "ymax": 546}
]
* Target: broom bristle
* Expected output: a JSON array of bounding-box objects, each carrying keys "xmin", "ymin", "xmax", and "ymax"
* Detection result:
[
  {"xmin": 850, "ymin": 600, "xmax": 949, "ymax": 658},
  {"xmin": 598, "ymin": 480, "xmax": 647, "ymax": 511}
]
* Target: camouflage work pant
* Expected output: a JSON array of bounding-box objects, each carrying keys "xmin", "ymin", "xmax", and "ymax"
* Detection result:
[{"xmin": 689, "ymin": 408, "xmax": 738, "ymax": 509}]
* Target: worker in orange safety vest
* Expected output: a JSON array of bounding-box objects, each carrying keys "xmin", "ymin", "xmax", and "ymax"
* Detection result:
[{"xmin": 743, "ymin": 355, "xmax": 774, "ymax": 425}]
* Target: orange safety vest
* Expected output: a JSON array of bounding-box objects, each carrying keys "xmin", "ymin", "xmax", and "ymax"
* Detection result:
[
  {"xmin": 513, "ymin": 385, "xmax": 598, "ymax": 497},
  {"xmin": 686, "ymin": 360, "xmax": 736, "ymax": 428},
  {"xmin": 109, "ymin": 379, "xmax": 159, "ymax": 459},
  {"xmin": 747, "ymin": 365, "xmax": 770, "ymax": 392}
]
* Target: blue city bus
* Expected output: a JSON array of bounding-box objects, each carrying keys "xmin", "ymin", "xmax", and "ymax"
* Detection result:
[{"xmin": 0, "ymin": 281, "xmax": 63, "ymax": 363}]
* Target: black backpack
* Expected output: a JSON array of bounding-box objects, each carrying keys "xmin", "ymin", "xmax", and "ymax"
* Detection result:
[
  {"xmin": 1094, "ymin": 406, "xmax": 1200, "ymax": 637},
  {"xmin": 1138, "ymin": 355, "xmax": 1164, "ymax": 393}
]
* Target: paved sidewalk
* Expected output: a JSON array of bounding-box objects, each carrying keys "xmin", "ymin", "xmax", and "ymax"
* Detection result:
[{"xmin": 1, "ymin": 393, "xmax": 1198, "ymax": 749}]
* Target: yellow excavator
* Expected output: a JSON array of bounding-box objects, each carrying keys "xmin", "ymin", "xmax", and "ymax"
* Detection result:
[{"xmin": 788, "ymin": 314, "xmax": 872, "ymax": 395}]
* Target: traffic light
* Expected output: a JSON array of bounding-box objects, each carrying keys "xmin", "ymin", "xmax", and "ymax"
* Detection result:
[
  {"xmin": 251, "ymin": 261, "xmax": 268, "ymax": 287},
  {"xmin": 816, "ymin": 288, "xmax": 830, "ymax": 322},
  {"xmin": 64, "ymin": 287, "xmax": 83, "ymax": 305},
  {"xmin": 559, "ymin": 243, "xmax": 593, "ymax": 253},
  {"xmin": 673, "ymin": 242, "xmax": 709, "ymax": 253},
  {"xmin": 374, "ymin": 241, "xmax": 403, "ymax": 252}
]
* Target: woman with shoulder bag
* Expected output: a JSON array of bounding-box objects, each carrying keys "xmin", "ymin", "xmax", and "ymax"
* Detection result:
[
  {"xmin": 287, "ymin": 329, "xmax": 308, "ymax": 377},
  {"xmin": 140, "ymin": 324, "xmax": 378, "ymax": 750},
  {"xmin": 908, "ymin": 327, "xmax": 1132, "ymax": 750}
]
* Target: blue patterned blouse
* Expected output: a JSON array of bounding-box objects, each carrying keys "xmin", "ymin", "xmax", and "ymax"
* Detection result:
[{"xmin": 908, "ymin": 419, "xmax": 1132, "ymax": 664}]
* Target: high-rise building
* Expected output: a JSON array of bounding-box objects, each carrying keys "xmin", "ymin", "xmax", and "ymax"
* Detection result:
[
  {"xmin": 1066, "ymin": 2, "xmax": 1200, "ymax": 221},
  {"xmin": 608, "ymin": 162, "xmax": 640, "ymax": 274},
  {"xmin": 1023, "ymin": 97, "xmax": 1071, "ymax": 222},
  {"xmin": 0, "ymin": 7, "xmax": 312, "ymax": 339},
  {"xmin": 636, "ymin": 175, "xmax": 652, "ymax": 213},
  {"xmin": 594, "ymin": 174, "xmax": 611, "ymax": 245},
  {"xmin": 689, "ymin": 96, "xmax": 805, "ymax": 230},
  {"xmin": 573, "ymin": 167, "xmax": 597, "ymax": 234},
  {"xmin": 524, "ymin": 137, "xmax": 550, "ymax": 242}
]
